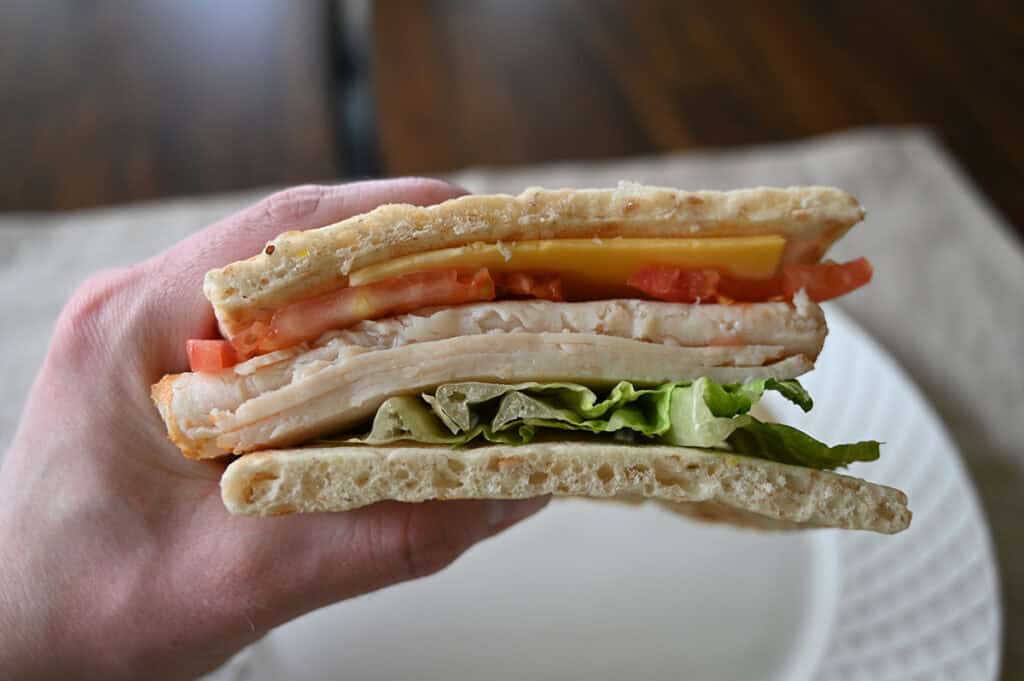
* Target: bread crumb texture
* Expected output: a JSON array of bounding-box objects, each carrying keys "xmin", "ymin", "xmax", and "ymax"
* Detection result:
[{"xmin": 221, "ymin": 443, "xmax": 909, "ymax": 534}]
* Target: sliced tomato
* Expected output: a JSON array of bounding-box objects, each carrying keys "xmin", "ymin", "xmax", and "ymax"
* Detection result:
[
  {"xmin": 715, "ymin": 275, "xmax": 786, "ymax": 302},
  {"xmin": 782, "ymin": 258, "xmax": 873, "ymax": 302},
  {"xmin": 211, "ymin": 257, "xmax": 872, "ymax": 366},
  {"xmin": 255, "ymin": 268, "xmax": 496, "ymax": 354},
  {"xmin": 626, "ymin": 267, "xmax": 721, "ymax": 302},
  {"xmin": 628, "ymin": 259, "xmax": 872, "ymax": 304},
  {"xmin": 495, "ymin": 272, "xmax": 564, "ymax": 301},
  {"xmin": 187, "ymin": 339, "xmax": 237, "ymax": 373}
]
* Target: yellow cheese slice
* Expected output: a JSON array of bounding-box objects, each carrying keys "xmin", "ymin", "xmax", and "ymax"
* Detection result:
[{"xmin": 348, "ymin": 237, "xmax": 785, "ymax": 294}]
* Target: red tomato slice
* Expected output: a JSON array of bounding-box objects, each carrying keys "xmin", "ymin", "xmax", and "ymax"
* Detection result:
[
  {"xmin": 628, "ymin": 259, "xmax": 872, "ymax": 303},
  {"xmin": 255, "ymin": 268, "xmax": 496, "ymax": 353},
  {"xmin": 626, "ymin": 267, "xmax": 721, "ymax": 302},
  {"xmin": 187, "ymin": 339, "xmax": 237, "ymax": 373},
  {"xmin": 207, "ymin": 256, "xmax": 873, "ymax": 367},
  {"xmin": 715, "ymin": 275, "xmax": 786, "ymax": 302},
  {"xmin": 495, "ymin": 272, "xmax": 564, "ymax": 301},
  {"xmin": 782, "ymin": 258, "xmax": 873, "ymax": 302}
]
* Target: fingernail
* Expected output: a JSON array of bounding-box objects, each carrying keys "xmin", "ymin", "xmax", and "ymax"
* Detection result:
[
  {"xmin": 265, "ymin": 185, "xmax": 325, "ymax": 221},
  {"xmin": 486, "ymin": 496, "xmax": 550, "ymax": 529}
]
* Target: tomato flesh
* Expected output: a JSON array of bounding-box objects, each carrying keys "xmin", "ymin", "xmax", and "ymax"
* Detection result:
[
  {"xmin": 255, "ymin": 268, "xmax": 496, "ymax": 354},
  {"xmin": 626, "ymin": 267, "xmax": 720, "ymax": 303},
  {"xmin": 628, "ymin": 258, "xmax": 872, "ymax": 303},
  {"xmin": 495, "ymin": 272, "xmax": 564, "ymax": 301},
  {"xmin": 187, "ymin": 339, "xmax": 236, "ymax": 373},
  {"xmin": 782, "ymin": 257, "xmax": 873, "ymax": 302}
]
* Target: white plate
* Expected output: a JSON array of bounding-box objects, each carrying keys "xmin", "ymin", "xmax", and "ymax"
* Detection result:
[{"xmin": 212, "ymin": 307, "xmax": 1002, "ymax": 681}]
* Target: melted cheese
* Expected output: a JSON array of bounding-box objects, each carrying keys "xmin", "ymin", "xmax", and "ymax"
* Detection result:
[{"xmin": 348, "ymin": 237, "xmax": 785, "ymax": 296}]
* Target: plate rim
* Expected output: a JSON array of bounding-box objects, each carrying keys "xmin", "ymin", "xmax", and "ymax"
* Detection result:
[{"xmin": 816, "ymin": 305, "xmax": 1003, "ymax": 680}]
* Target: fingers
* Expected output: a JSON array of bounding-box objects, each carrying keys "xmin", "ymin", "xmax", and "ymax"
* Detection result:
[
  {"xmin": 139, "ymin": 178, "xmax": 466, "ymax": 372},
  {"xmin": 310, "ymin": 497, "xmax": 549, "ymax": 603},
  {"xmin": 346, "ymin": 497, "xmax": 551, "ymax": 588},
  {"xmin": 221, "ymin": 496, "xmax": 550, "ymax": 630}
]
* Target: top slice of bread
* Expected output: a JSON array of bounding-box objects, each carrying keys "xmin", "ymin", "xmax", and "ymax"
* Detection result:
[{"xmin": 204, "ymin": 184, "xmax": 864, "ymax": 340}]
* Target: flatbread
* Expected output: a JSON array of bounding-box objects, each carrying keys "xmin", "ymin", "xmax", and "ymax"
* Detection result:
[
  {"xmin": 204, "ymin": 184, "xmax": 863, "ymax": 340},
  {"xmin": 220, "ymin": 442, "xmax": 910, "ymax": 534}
]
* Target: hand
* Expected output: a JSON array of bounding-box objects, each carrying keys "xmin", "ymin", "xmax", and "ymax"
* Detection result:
[{"xmin": 0, "ymin": 180, "xmax": 549, "ymax": 681}]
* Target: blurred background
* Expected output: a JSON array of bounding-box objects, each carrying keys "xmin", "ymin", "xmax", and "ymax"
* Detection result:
[{"xmin": 2, "ymin": 0, "xmax": 1021, "ymax": 237}]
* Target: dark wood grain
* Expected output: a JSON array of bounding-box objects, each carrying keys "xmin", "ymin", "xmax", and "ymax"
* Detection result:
[
  {"xmin": 373, "ymin": 0, "xmax": 1024, "ymax": 235},
  {"xmin": 4, "ymin": 0, "xmax": 1023, "ymax": 237},
  {"xmin": 0, "ymin": 1, "xmax": 342, "ymax": 211}
]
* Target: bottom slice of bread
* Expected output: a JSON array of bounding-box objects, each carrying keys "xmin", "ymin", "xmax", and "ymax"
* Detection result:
[{"xmin": 220, "ymin": 443, "xmax": 910, "ymax": 534}]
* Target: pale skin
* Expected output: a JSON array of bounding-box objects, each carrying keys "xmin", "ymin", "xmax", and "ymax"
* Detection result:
[{"xmin": 0, "ymin": 179, "xmax": 549, "ymax": 680}]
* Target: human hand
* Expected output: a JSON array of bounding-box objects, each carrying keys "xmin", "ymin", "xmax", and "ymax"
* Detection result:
[{"xmin": 0, "ymin": 179, "xmax": 549, "ymax": 681}]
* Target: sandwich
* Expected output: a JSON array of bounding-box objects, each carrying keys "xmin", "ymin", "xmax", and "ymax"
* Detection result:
[{"xmin": 152, "ymin": 183, "xmax": 911, "ymax": 534}]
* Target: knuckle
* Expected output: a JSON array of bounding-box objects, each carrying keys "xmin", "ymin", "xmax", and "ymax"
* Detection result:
[
  {"xmin": 52, "ymin": 267, "xmax": 140, "ymax": 358},
  {"xmin": 58, "ymin": 270, "xmax": 125, "ymax": 332}
]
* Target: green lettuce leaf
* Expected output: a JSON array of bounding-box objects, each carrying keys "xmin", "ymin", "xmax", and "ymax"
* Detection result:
[
  {"xmin": 728, "ymin": 419, "xmax": 881, "ymax": 469},
  {"xmin": 703, "ymin": 378, "xmax": 813, "ymax": 416},
  {"xmin": 427, "ymin": 381, "xmax": 678, "ymax": 438},
  {"xmin": 663, "ymin": 378, "xmax": 752, "ymax": 447},
  {"xmin": 328, "ymin": 378, "xmax": 877, "ymax": 470},
  {"xmin": 329, "ymin": 396, "xmax": 534, "ymax": 446}
]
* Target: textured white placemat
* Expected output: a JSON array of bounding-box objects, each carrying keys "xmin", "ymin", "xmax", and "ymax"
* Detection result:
[{"xmin": 1, "ymin": 127, "xmax": 1020, "ymax": 677}]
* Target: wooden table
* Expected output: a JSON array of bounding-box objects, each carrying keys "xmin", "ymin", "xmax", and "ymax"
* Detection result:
[
  {"xmin": 373, "ymin": 1, "xmax": 1024, "ymax": 237},
  {"xmin": 0, "ymin": 1, "xmax": 341, "ymax": 210},
  {"xmin": 2, "ymin": 1, "xmax": 1022, "ymax": 240}
]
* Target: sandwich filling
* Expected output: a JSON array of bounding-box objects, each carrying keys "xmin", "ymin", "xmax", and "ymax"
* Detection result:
[
  {"xmin": 335, "ymin": 377, "xmax": 880, "ymax": 470},
  {"xmin": 189, "ymin": 237, "xmax": 870, "ymax": 370},
  {"xmin": 160, "ymin": 193, "xmax": 879, "ymax": 472},
  {"xmin": 160, "ymin": 256, "xmax": 871, "ymax": 466},
  {"xmin": 159, "ymin": 300, "xmax": 823, "ymax": 459}
]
